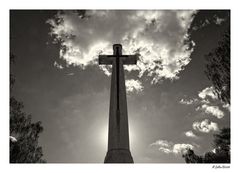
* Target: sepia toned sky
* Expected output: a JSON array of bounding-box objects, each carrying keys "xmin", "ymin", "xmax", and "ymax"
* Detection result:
[{"xmin": 10, "ymin": 10, "xmax": 230, "ymax": 163}]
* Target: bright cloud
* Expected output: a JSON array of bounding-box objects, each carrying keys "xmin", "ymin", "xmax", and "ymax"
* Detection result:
[
  {"xmin": 47, "ymin": 10, "xmax": 196, "ymax": 84},
  {"xmin": 172, "ymin": 144, "xmax": 194, "ymax": 154},
  {"xmin": 54, "ymin": 61, "xmax": 64, "ymax": 69},
  {"xmin": 125, "ymin": 79, "xmax": 143, "ymax": 93},
  {"xmin": 150, "ymin": 139, "xmax": 194, "ymax": 155},
  {"xmin": 10, "ymin": 136, "xmax": 17, "ymax": 142},
  {"xmin": 179, "ymin": 86, "xmax": 225, "ymax": 118},
  {"xmin": 192, "ymin": 119, "xmax": 219, "ymax": 133},
  {"xmin": 200, "ymin": 104, "xmax": 224, "ymax": 119},
  {"xmin": 197, "ymin": 86, "xmax": 225, "ymax": 118},
  {"xmin": 150, "ymin": 140, "xmax": 173, "ymax": 148},
  {"xmin": 180, "ymin": 86, "xmax": 220, "ymax": 106},
  {"xmin": 215, "ymin": 17, "xmax": 226, "ymax": 25},
  {"xmin": 179, "ymin": 98, "xmax": 198, "ymax": 105},
  {"xmin": 212, "ymin": 148, "xmax": 217, "ymax": 153},
  {"xmin": 198, "ymin": 86, "xmax": 218, "ymax": 100},
  {"xmin": 184, "ymin": 130, "xmax": 198, "ymax": 138},
  {"xmin": 223, "ymin": 103, "xmax": 230, "ymax": 112}
]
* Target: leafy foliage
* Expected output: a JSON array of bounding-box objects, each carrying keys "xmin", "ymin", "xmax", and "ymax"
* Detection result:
[
  {"xmin": 183, "ymin": 128, "xmax": 230, "ymax": 163},
  {"xmin": 10, "ymin": 55, "xmax": 46, "ymax": 163},
  {"xmin": 186, "ymin": 10, "xmax": 230, "ymax": 104},
  {"xmin": 188, "ymin": 10, "xmax": 230, "ymax": 33},
  {"xmin": 188, "ymin": 10, "xmax": 230, "ymax": 104},
  {"xmin": 205, "ymin": 29, "xmax": 230, "ymax": 104}
]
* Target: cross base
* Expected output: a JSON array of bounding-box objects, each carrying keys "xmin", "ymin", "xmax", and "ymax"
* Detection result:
[{"xmin": 104, "ymin": 149, "xmax": 134, "ymax": 163}]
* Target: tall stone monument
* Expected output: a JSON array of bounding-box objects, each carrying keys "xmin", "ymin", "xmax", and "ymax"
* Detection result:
[{"xmin": 99, "ymin": 44, "xmax": 138, "ymax": 163}]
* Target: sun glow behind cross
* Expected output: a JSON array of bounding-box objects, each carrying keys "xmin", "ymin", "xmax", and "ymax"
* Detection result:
[
  {"xmin": 98, "ymin": 123, "xmax": 108, "ymax": 151},
  {"xmin": 98, "ymin": 121, "xmax": 138, "ymax": 153}
]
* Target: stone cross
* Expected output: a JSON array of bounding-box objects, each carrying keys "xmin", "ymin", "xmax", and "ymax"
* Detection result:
[{"xmin": 99, "ymin": 44, "xmax": 138, "ymax": 163}]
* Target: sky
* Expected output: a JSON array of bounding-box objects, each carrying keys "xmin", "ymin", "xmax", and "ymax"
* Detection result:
[{"xmin": 10, "ymin": 10, "xmax": 230, "ymax": 163}]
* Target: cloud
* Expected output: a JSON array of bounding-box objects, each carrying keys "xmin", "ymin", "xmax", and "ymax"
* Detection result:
[
  {"xmin": 198, "ymin": 86, "xmax": 218, "ymax": 100},
  {"xmin": 198, "ymin": 87, "xmax": 225, "ymax": 118},
  {"xmin": 179, "ymin": 98, "xmax": 198, "ymax": 105},
  {"xmin": 150, "ymin": 139, "xmax": 173, "ymax": 148},
  {"xmin": 192, "ymin": 119, "xmax": 219, "ymax": 133},
  {"xmin": 194, "ymin": 86, "xmax": 225, "ymax": 118},
  {"xmin": 198, "ymin": 104, "xmax": 224, "ymax": 119},
  {"xmin": 47, "ymin": 10, "xmax": 196, "ymax": 84},
  {"xmin": 150, "ymin": 139, "xmax": 194, "ymax": 155},
  {"xmin": 200, "ymin": 99, "xmax": 210, "ymax": 104},
  {"xmin": 125, "ymin": 79, "xmax": 143, "ymax": 93},
  {"xmin": 179, "ymin": 86, "xmax": 224, "ymax": 118},
  {"xmin": 54, "ymin": 61, "xmax": 64, "ymax": 69},
  {"xmin": 184, "ymin": 130, "xmax": 198, "ymax": 138},
  {"xmin": 222, "ymin": 103, "xmax": 230, "ymax": 112},
  {"xmin": 179, "ymin": 86, "xmax": 218, "ymax": 106},
  {"xmin": 172, "ymin": 144, "xmax": 194, "ymax": 154},
  {"xmin": 215, "ymin": 17, "xmax": 225, "ymax": 25},
  {"xmin": 10, "ymin": 136, "xmax": 17, "ymax": 142}
]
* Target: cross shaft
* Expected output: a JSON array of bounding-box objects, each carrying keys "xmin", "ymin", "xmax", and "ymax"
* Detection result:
[{"xmin": 98, "ymin": 44, "xmax": 138, "ymax": 163}]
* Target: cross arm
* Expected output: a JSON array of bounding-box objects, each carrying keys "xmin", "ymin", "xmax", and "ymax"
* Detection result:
[
  {"xmin": 99, "ymin": 54, "xmax": 139, "ymax": 65},
  {"xmin": 99, "ymin": 55, "xmax": 114, "ymax": 65},
  {"xmin": 121, "ymin": 55, "xmax": 138, "ymax": 65}
]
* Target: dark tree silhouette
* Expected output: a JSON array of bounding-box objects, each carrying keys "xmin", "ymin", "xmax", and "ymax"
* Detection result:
[
  {"xmin": 10, "ymin": 54, "xmax": 46, "ymax": 163},
  {"xmin": 188, "ymin": 10, "xmax": 230, "ymax": 104},
  {"xmin": 183, "ymin": 149, "xmax": 203, "ymax": 163},
  {"xmin": 183, "ymin": 128, "xmax": 230, "ymax": 163},
  {"xmin": 205, "ymin": 29, "xmax": 230, "ymax": 104},
  {"xmin": 188, "ymin": 10, "xmax": 230, "ymax": 34},
  {"xmin": 182, "ymin": 10, "xmax": 230, "ymax": 164}
]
